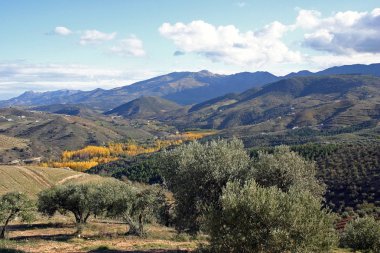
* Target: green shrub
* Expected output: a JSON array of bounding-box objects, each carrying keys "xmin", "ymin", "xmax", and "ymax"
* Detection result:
[
  {"xmin": 206, "ymin": 180, "xmax": 338, "ymax": 253},
  {"xmin": 0, "ymin": 192, "xmax": 35, "ymax": 239},
  {"xmin": 342, "ymin": 216, "xmax": 380, "ymax": 252}
]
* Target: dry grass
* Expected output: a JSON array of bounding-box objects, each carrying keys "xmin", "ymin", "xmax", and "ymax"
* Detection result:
[
  {"xmin": 0, "ymin": 165, "xmax": 114, "ymax": 197},
  {"xmin": 0, "ymin": 216, "xmax": 199, "ymax": 253},
  {"xmin": 0, "ymin": 135, "xmax": 28, "ymax": 151}
]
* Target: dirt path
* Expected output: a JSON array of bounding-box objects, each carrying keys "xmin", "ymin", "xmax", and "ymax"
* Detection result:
[{"xmin": 57, "ymin": 174, "xmax": 86, "ymax": 185}]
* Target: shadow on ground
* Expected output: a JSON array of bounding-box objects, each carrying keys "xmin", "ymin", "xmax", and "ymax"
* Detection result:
[
  {"xmin": 7, "ymin": 222, "xmax": 72, "ymax": 231},
  {"xmin": 89, "ymin": 249, "xmax": 190, "ymax": 253},
  {"xmin": 0, "ymin": 249, "xmax": 26, "ymax": 253}
]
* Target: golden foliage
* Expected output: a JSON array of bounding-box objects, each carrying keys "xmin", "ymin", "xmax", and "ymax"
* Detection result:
[{"xmin": 43, "ymin": 131, "xmax": 216, "ymax": 172}]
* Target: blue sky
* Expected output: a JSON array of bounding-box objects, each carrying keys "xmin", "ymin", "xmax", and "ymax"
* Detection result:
[{"xmin": 1, "ymin": 0, "xmax": 380, "ymax": 99}]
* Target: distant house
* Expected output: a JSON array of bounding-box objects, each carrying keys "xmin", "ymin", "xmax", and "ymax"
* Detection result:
[
  {"xmin": 23, "ymin": 157, "xmax": 42, "ymax": 165},
  {"xmin": 9, "ymin": 160, "xmax": 21, "ymax": 165}
]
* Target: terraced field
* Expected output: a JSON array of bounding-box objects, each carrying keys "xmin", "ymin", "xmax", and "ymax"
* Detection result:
[{"xmin": 0, "ymin": 165, "xmax": 108, "ymax": 197}]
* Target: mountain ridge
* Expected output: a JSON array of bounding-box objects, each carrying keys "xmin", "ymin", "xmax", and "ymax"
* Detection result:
[{"xmin": 1, "ymin": 63, "xmax": 379, "ymax": 110}]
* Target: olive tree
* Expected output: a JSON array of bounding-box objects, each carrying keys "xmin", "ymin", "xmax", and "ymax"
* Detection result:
[
  {"xmin": 38, "ymin": 183, "xmax": 109, "ymax": 235},
  {"xmin": 159, "ymin": 138, "xmax": 250, "ymax": 234},
  {"xmin": 342, "ymin": 216, "xmax": 380, "ymax": 253},
  {"xmin": 206, "ymin": 180, "xmax": 338, "ymax": 253},
  {"xmin": 251, "ymin": 145, "xmax": 326, "ymax": 198},
  {"xmin": 0, "ymin": 192, "xmax": 35, "ymax": 239},
  {"xmin": 105, "ymin": 185, "xmax": 166, "ymax": 237}
]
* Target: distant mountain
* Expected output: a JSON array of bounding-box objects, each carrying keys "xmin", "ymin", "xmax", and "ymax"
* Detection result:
[
  {"xmin": 172, "ymin": 75, "xmax": 380, "ymax": 131},
  {"xmin": 163, "ymin": 71, "xmax": 278, "ymax": 104},
  {"xmin": 0, "ymin": 70, "xmax": 278, "ymax": 109},
  {"xmin": 1, "ymin": 63, "xmax": 379, "ymax": 110},
  {"xmin": 31, "ymin": 104, "xmax": 100, "ymax": 117},
  {"xmin": 105, "ymin": 96, "xmax": 182, "ymax": 119},
  {"xmin": 284, "ymin": 63, "xmax": 380, "ymax": 78}
]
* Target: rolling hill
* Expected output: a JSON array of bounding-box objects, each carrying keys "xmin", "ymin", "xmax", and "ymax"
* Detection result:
[
  {"xmin": 0, "ymin": 107, "xmax": 176, "ymax": 162},
  {"xmin": 105, "ymin": 96, "xmax": 183, "ymax": 119}
]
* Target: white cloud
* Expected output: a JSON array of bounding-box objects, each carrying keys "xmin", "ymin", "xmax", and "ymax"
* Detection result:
[
  {"xmin": 298, "ymin": 8, "xmax": 380, "ymax": 54},
  {"xmin": 79, "ymin": 30, "xmax": 116, "ymax": 45},
  {"xmin": 295, "ymin": 10, "xmax": 321, "ymax": 29},
  {"xmin": 54, "ymin": 26, "xmax": 72, "ymax": 36},
  {"xmin": 110, "ymin": 35, "xmax": 146, "ymax": 57},
  {"xmin": 236, "ymin": 2, "xmax": 246, "ymax": 8},
  {"xmin": 159, "ymin": 20, "xmax": 302, "ymax": 67},
  {"xmin": 0, "ymin": 62, "xmax": 158, "ymax": 99}
]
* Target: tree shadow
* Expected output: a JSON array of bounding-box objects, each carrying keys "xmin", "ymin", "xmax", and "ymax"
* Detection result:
[
  {"xmin": 7, "ymin": 222, "xmax": 72, "ymax": 232},
  {"xmin": 88, "ymin": 249, "xmax": 190, "ymax": 253},
  {"xmin": 0, "ymin": 249, "xmax": 26, "ymax": 253},
  {"xmin": 10, "ymin": 233, "xmax": 74, "ymax": 242}
]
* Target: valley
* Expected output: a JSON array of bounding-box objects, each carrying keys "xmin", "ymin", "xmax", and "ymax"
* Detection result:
[{"xmin": 1, "ymin": 63, "xmax": 380, "ymax": 253}]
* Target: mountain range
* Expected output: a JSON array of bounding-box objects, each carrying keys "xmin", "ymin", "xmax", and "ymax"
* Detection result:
[{"xmin": 1, "ymin": 63, "xmax": 379, "ymax": 110}]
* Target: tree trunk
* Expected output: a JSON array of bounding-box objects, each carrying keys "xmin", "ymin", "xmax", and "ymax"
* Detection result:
[
  {"xmin": 0, "ymin": 214, "xmax": 13, "ymax": 239},
  {"xmin": 138, "ymin": 213, "xmax": 144, "ymax": 236},
  {"xmin": 74, "ymin": 220, "xmax": 85, "ymax": 237},
  {"xmin": 124, "ymin": 215, "xmax": 143, "ymax": 237}
]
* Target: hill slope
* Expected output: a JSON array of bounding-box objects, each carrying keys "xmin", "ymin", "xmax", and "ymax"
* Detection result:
[
  {"xmin": 0, "ymin": 108, "xmax": 168, "ymax": 162},
  {"xmin": 105, "ymin": 96, "xmax": 182, "ymax": 119},
  {"xmin": 0, "ymin": 165, "xmax": 107, "ymax": 197},
  {"xmin": 174, "ymin": 75, "xmax": 380, "ymax": 131}
]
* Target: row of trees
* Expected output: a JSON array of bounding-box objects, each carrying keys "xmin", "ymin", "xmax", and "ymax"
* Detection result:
[{"xmin": 0, "ymin": 181, "xmax": 166, "ymax": 239}]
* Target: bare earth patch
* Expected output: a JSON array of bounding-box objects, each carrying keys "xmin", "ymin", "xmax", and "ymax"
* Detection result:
[{"xmin": 1, "ymin": 216, "xmax": 198, "ymax": 253}]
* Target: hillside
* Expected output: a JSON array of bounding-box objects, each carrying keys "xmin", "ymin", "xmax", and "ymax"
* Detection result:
[
  {"xmin": 0, "ymin": 108, "xmax": 176, "ymax": 162},
  {"xmin": 105, "ymin": 96, "xmax": 183, "ymax": 119},
  {"xmin": 0, "ymin": 165, "xmax": 107, "ymax": 197},
  {"xmin": 174, "ymin": 75, "xmax": 380, "ymax": 132},
  {"xmin": 31, "ymin": 104, "xmax": 100, "ymax": 117}
]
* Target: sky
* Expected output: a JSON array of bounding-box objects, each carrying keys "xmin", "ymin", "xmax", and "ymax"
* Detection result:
[{"xmin": 1, "ymin": 0, "xmax": 380, "ymax": 99}]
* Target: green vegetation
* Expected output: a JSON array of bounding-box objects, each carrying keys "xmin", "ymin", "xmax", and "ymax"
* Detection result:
[
  {"xmin": 206, "ymin": 181, "xmax": 337, "ymax": 253},
  {"xmin": 38, "ymin": 181, "xmax": 166, "ymax": 237},
  {"xmin": 87, "ymin": 154, "xmax": 163, "ymax": 184},
  {"xmin": 38, "ymin": 183, "xmax": 104, "ymax": 227},
  {"xmin": 251, "ymin": 146, "xmax": 325, "ymax": 198},
  {"xmin": 160, "ymin": 138, "xmax": 250, "ymax": 234},
  {"xmin": 157, "ymin": 139, "xmax": 337, "ymax": 252},
  {"xmin": 341, "ymin": 216, "xmax": 380, "ymax": 252},
  {"xmin": 0, "ymin": 192, "xmax": 34, "ymax": 238},
  {"xmin": 105, "ymin": 185, "xmax": 166, "ymax": 237},
  {"xmin": 249, "ymin": 141, "xmax": 380, "ymax": 216}
]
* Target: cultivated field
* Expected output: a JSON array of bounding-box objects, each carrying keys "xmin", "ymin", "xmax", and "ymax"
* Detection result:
[{"xmin": 0, "ymin": 165, "xmax": 107, "ymax": 197}]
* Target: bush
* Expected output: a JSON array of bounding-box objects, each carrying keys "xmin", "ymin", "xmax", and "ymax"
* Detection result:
[
  {"xmin": 342, "ymin": 216, "xmax": 380, "ymax": 252},
  {"xmin": 206, "ymin": 180, "xmax": 338, "ymax": 253}
]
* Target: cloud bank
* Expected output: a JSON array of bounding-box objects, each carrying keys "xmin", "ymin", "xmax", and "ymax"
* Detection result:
[
  {"xmin": 0, "ymin": 62, "xmax": 157, "ymax": 99},
  {"xmin": 159, "ymin": 7, "xmax": 380, "ymax": 69},
  {"xmin": 159, "ymin": 20, "xmax": 302, "ymax": 67}
]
